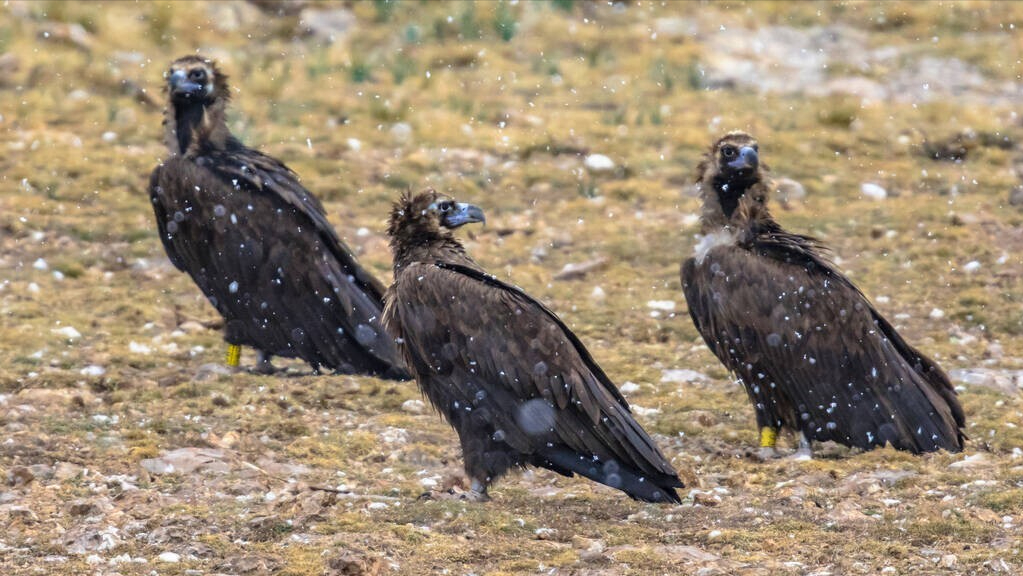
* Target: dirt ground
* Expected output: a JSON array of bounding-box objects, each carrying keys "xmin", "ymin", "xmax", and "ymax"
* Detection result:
[{"xmin": 1, "ymin": 1, "xmax": 1022, "ymax": 574}]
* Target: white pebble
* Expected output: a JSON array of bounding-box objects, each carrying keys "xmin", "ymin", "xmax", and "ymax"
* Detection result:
[
  {"xmin": 646, "ymin": 300, "xmax": 676, "ymax": 311},
  {"xmin": 80, "ymin": 365, "xmax": 106, "ymax": 377},
  {"xmin": 129, "ymin": 341, "xmax": 153, "ymax": 355},
  {"xmin": 101, "ymin": 131, "xmax": 117, "ymax": 143},
  {"xmin": 962, "ymin": 261, "xmax": 981, "ymax": 273},
  {"xmin": 53, "ymin": 326, "xmax": 82, "ymax": 340},
  {"xmin": 619, "ymin": 381, "xmax": 641, "ymax": 394},
  {"xmin": 401, "ymin": 399, "xmax": 426, "ymax": 414},
  {"xmin": 929, "ymin": 308, "xmax": 945, "ymax": 320},
  {"xmin": 860, "ymin": 182, "xmax": 887, "ymax": 200},
  {"xmin": 707, "ymin": 530, "xmax": 722, "ymax": 539},
  {"xmin": 157, "ymin": 552, "xmax": 180, "ymax": 563},
  {"xmin": 346, "ymin": 138, "xmax": 362, "ymax": 151},
  {"xmin": 367, "ymin": 501, "xmax": 389, "ymax": 510},
  {"xmin": 390, "ymin": 123, "xmax": 412, "ymax": 143},
  {"xmin": 33, "ymin": 258, "xmax": 48, "ymax": 270},
  {"xmin": 584, "ymin": 153, "xmax": 615, "ymax": 172}
]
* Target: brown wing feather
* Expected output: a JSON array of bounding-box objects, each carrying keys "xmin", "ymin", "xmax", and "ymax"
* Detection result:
[
  {"xmin": 148, "ymin": 154, "xmax": 407, "ymax": 378},
  {"xmin": 682, "ymin": 233, "xmax": 963, "ymax": 453},
  {"xmin": 384, "ymin": 262, "xmax": 680, "ymax": 486}
]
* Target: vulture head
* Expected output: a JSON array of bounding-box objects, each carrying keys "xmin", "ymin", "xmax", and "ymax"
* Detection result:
[
  {"xmin": 388, "ymin": 189, "xmax": 485, "ymax": 243},
  {"xmin": 696, "ymin": 131, "xmax": 769, "ymax": 221},
  {"xmin": 165, "ymin": 55, "xmax": 230, "ymax": 107}
]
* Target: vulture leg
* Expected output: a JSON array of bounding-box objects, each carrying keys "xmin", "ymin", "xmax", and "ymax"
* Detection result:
[
  {"xmin": 793, "ymin": 431, "xmax": 813, "ymax": 460},
  {"xmin": 468, "ymin": 479, "xmax": 491, "ymax": 502},
  {"xmin": 225, "ymin": 344, "xmax": 242, "ymax": 369},
  {"xmin": 255, "ymin": 351, "xmax": 276, "ymax": 375},
  {"xmin": 757, "ymin": 426, "xmax": 779, "ymax": 460}
]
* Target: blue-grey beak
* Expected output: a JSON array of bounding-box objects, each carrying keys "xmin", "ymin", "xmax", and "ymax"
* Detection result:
[
  {"xmin": 169, "ymin": 70, "xmax": 205, "ymax": 99},
  {"xmin": 727, "ymin": 146, "xmax": 759, "ymax": 171},
  {"xmin": 442, "ymin": 202, "xmax": 486, "ymax": 228}
]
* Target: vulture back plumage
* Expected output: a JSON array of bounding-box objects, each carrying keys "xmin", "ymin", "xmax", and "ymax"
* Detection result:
[
  {"xmin": 383, "ymin": 190, "xmax": 683, "ymax": 502},
  {"xmin": 148, "ymin": 55, "xmax": 408, "ymax": 379},
  {"xmin": 680, "ymin": 131, "xmax": 964, "ymax": 455}
]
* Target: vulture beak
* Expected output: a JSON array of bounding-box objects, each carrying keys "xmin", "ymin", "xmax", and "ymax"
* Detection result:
[
  {"xmin": 443, "ymin": 202, "xmax": 486, "ymax": 228},
  {"xmin": 169, "ymin": 70, "xmax": 205, "ymax": 99},
  {"xmin": 727, "ymin": 146, "xmax": 759, "ymax": 172}
]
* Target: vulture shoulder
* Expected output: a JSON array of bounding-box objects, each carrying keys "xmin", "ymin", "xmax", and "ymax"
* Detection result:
[
  {"xmin": 386, "ymin": 261, "xmax": 676, "ymax": 478},
  {"xmin": 683, "ymin": 228, "xmax": 963, "ymax": 451}
]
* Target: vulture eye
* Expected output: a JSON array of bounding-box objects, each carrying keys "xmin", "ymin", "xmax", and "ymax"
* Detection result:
[
  {"xmin": 721, "ymin": 146, "xmax": 737, "ymax": 158},
  {"xmin": 436, "ymin": 201, "xmax": 454, "ymax": 213},
  {"xmin": 188, "ymin": 69, "xmax": 206, "ymax": 82}
]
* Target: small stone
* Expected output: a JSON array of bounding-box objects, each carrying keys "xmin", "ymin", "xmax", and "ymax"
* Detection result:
[
  {"xmin": 299, "ymin": 7, "xmax": 356, "ymax": 43},
  {"xmin": 8, "ymin": 466, "xmax": 35, "ymax": 487},
  {"xmin": 53, "ymin": 326, "xmax": 82, "ymax": 340},
  {"xmin": 584, "ymin": 154, "xmax": 615, "ymax": 172},
  {"xmin": 67, "ymin": 500, "xmax": 100, "ymax": 517},
  {"xmin": 33, "ymin": 258, "xmax": 48, "ymax": 270},
  {"xmin": 157, "ymin": 548, "xmax": 182, "ymax": 564},
  {"xmin": 860, "ymin": 182, "xmax": 887, "ymax": 200},
  {"xmin": 178, "ymin": 321, "xmax": 207, "ymax": 334},
  {"xmin": 619, "ymin": 382, "xmax": 641, "ymax": 394},
  {"xmin": 553, "ymin": 257, "xmax": 609, "ymax": 281},
  {"xmin": 401, "ymin": 399, "xmax": 426, "ymax": 414},
  {"xmin": 949, "ymin": 453, "xmax": 991, "ymax": 470},
  {"xmin": 128, "ymin": 341, "xmax": 152, "ymax": 354},
  {"xmin": 390, "ymin": 122, "xmax": 413, "ymax": 143},
  {"xmin": 534, "ymin": 527, "xmax": 556, "ymax": 540},
  {"xmin": 193, "ymin": 363, "xmax": 233, "ymax": 382},
  {"xmin": 326, "ymin": 551, "xmax": 385, "ymax": 576},
  {"xmin": 774, "ymin": 177, "xmax": 807, "ymax": 207},
  {"xmin": 660, "ymin": 369, "xmax": 709, "ymax": 384},
  {"xmin": 929, "ymin": 308, "xmax": 945, "ymax": 320},
  {"xmin": 52, "ymin": 462, "xmax": 83, "ymax": 481},
  {"xmin": 1009, "ymin": 186, "xmax": 1023, "ymax": 206},
  {"xmin": 7, "ymin": 506, "xmax": 39, "ymax": 522},
  {"xmin": 80, "ymin": 365, "xmax": 106, "ymax": 377},
  {"xmin": 940, "ymin": 554, "xmax": 957, "ymax": 568},
  {"xmin": 962, "ymin": 261, "xmax": 981, "ymax": 273}
]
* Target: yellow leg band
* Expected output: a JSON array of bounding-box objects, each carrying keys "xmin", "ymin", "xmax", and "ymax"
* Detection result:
[
  {"xmin": 226, "ymin": 344, "xmax": 241, "ymax": 367},
  {"xmin": 759, "ymin": 427, "xmax": 778, "ymax": 448}
]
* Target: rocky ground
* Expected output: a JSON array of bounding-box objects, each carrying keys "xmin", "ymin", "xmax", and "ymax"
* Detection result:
[{"xmin": 1, "ymin": 1, "xmax": 1022, "ymax": 574}]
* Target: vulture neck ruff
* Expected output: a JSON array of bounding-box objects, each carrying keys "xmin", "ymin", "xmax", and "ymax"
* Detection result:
[
  {"xmin": 693, "ymin": 228, "xmax": 737, "ymax": 264},
  {"xmin": 389, "ymin": 217, "xmax": 474, "ymax": 273},
  {"xmin": 164, "ymin": 97, "xmax": 232, "ymax": 157}
]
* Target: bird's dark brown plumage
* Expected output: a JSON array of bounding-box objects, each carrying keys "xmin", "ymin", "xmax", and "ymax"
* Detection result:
[
  {"xmin": 383, "ymin": 190, "xmax": 683, "ymax": 502},
  {"xmin": 148, "ymin": 55, "xmax": 408, "ymax": 379},
  {"xmin": 681, "ymin": 131, "xmax": 965, "ymax": 455}
]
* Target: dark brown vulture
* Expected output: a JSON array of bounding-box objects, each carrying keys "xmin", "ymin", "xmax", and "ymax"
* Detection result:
[
  {"xmin": 383, "ymin": 190, "xmax": 683, "ymax": 502},
  {"xmin": 148, "ymin": 55, "xmax": 408, "ymax": 379},
  {"xmin": 681, "ymin": 131, "xmax": 965, "ymax": 457}
]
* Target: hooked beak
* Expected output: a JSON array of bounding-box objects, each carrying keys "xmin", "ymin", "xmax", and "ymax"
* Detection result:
[
  {"xmin": 168, "ymin": 70, "xmax": 205, "ymax": 100},
  {"xmin": 442, "ymin": 202, "xmax": 486, "ymax": 228},
  {"xmin": 727, "ymin": 146, "xmax": 759, "ymax": 172}
]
